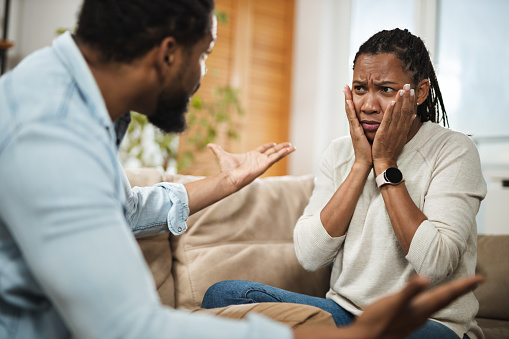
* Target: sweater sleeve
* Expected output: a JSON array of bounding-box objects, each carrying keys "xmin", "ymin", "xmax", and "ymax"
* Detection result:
[
  {"xmin": 294, "ymin": 142, "xmax": 346, "ymax": 272},
  {"xmin": 406, "ymin": 132, "xmax": 487, "ymax": 283}
]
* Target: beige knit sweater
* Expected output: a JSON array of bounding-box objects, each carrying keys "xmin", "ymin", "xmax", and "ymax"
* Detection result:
[{"xmin": 294, "ymin": 122, "xmax": 487, "ymax": 339}]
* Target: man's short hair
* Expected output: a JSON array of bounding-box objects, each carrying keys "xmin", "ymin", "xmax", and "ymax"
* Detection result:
[{"xmin": 75, "ymin": 0, "xmax": 214, "ymax": 62}]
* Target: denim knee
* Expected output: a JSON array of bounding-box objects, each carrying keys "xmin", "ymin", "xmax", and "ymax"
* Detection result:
[{"xmin": 201, "ymin": 280, "xmax": 241, "ymax": 308}]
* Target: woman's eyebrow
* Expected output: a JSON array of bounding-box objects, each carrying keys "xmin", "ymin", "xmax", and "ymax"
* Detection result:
[{"xmin": 373, "ymin": 81, "xmax": 399, "ymax": 86}]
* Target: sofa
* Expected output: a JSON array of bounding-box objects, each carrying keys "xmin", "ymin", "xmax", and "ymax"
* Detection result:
[{"xmin": 126, "ymin": 168, "xmax": 509, "ymax": 338}]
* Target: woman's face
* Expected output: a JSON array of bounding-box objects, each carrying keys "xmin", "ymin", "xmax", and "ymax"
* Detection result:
[{"xmin": 351, "ymin": 53, "xmax": 416, "ymax": 142}]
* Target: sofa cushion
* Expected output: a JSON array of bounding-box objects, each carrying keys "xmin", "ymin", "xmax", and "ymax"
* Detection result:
[
  {"xmin": 474, "ymin": 235, "xmax": 509, "ymax": 321},
  {"xmin": 192, "ymin": 302, "xmax": 336, "ymax": 329},
  {"xmin": 166, "ymin": 174, "xmax": 331, "ymax": 310}
]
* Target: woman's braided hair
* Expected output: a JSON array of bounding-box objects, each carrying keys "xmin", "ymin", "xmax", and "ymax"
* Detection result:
[
  {"xmin": 353, "ymin": 28, "xmax": 448, "ymax": 127},
  {"xmin": 75, "ymin": 0, "xmax": 214, "ymax": 63}
]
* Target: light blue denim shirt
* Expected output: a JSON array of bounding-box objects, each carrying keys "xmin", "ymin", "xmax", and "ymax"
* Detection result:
[{"xmin": 0, "ymin": 32, "xmax": 291, "ymax": 339}]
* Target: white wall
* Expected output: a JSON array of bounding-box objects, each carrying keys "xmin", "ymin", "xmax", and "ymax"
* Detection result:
[
  {"xmin": 288, "ymin": 0, "xmax": 351, "ymax": 176},
  {"xmin": 1, "ymin": 0, "xmax": 82, "ymax": 70}
]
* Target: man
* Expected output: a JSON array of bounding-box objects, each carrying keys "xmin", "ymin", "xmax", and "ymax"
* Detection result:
[{"xmin": 0, "ymin": 1, "xmax": 482, "ymax": 338}]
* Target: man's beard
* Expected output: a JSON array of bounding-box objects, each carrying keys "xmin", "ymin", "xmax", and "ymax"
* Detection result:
[{"xmin": 148, "ymin": 89, "xmax": 190, "ymax": 134}]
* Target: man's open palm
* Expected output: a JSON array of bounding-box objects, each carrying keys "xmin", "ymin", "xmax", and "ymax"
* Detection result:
[{"xmin": 207, "ymin": 142, "xmax": 295, "ymax": 189}]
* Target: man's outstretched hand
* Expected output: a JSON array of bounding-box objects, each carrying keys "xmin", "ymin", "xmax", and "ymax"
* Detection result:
[
  {"xmin": 353, "ymin": 274, "xmax": 483, "ymax": 339},
  {"xmin": 184, "ymin": 142, "xmax": 295, "ymax": 215},
  {"xmin": 207, "ymin": 142, "xmax": 295, "ymax": 190},
  {"xmin": 294, "ymin": 275, "xmax": 484, "ymax": 339}
]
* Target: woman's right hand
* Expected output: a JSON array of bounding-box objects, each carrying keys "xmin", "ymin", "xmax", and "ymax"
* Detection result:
[{"xmin": 344, "ymin": 85, "xmax": 372, "ymax": 169}]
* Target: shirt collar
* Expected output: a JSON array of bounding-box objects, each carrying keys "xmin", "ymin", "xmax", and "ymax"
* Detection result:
[{"xmin": 51, "ymin": 31, "xmax": 116, "ymax": 140}]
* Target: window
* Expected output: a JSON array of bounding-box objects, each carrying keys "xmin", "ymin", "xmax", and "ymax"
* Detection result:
[{"xmin": 436, "ymin": 0, "xmax": 509, "ymax": 139}]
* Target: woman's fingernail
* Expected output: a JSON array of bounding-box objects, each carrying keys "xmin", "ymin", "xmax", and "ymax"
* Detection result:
[
  {"xmin": 404, "ymin": 84, "xmax": 410, "ymax": 91},
  {"xmin": 391, "ymin": 101, "xmax": 396, "ymax": 106},
  {"xmin": 399, "ymin": 90, "xmax": 404, "ymax": 97},
  {"xmin": 410, "ymin": 89, "xmax": 415, "ymax": 96}
]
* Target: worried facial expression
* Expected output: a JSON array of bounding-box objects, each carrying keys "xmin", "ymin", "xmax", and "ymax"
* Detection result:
[
  {"xmin": 149, "ymin": 15, "xmax": 217, "ymax": 134},
  {"xmin": 351, "ymin": 53, "xmax": 416, "ymax": 142}
]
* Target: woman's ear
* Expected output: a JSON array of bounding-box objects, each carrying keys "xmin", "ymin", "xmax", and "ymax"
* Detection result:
[{"xmin": 416, "ymin": 79, "xmax": 430, "ymax": 106}]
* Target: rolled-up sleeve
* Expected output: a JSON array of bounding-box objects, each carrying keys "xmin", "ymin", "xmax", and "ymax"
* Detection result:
[{"xmin": 124, "ymin": 179, "xmax": 190, "ymax": 237}]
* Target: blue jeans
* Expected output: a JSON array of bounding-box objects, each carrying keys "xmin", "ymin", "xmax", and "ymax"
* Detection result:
[{"xmin": 201, "ymin": 280, "xmax": 467, "ymax": 339}]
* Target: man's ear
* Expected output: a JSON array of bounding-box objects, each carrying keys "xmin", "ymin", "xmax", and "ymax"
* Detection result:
[
  {"xmin": 157, "ymin": 37, "xmax": 179, "ymax": 69},
  {"xmin": 416, "ymin": 79, "xmax": 430, "ymax": 106}
]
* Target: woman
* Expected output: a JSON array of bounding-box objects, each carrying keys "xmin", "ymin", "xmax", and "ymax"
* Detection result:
[{"xmin": 201, "ymin": 28, "xmax": 487, "ymax": 339}]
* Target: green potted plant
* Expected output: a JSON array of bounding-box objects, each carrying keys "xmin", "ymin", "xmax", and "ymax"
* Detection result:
[{"xmin": 119, "ymin": 84, "xmax": 244, "ymax": 172}]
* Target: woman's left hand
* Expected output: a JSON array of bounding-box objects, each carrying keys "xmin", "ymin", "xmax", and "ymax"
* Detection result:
[
  {"xmin": 372, "ymin": 84, "xmax": 416, "ymax": 173},
  {"xmin": 207, "ymin": 142, "xmax": 296, "ymax": 190}
]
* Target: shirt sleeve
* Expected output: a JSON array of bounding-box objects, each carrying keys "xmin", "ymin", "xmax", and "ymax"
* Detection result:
[
  {"xmin": 294, "ymin": 143, "xmax": 345, "ymax": 272},
  {"xmin": 122, "ymin": 169, "xmax": 190, "ymax": 237},
  {"xmin": 405, "ymin": 133, "xmax": 487, "ymax": 282},
  {"xmin": 0, "ymin": 119, "xmax": 292, "ymax": 339}
]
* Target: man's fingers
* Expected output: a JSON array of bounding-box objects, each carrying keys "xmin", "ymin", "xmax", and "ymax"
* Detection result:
[
  {"xmin": 207, "ymin": 143, "xmax": 224, "ymax": 157},
  {"xmin": 390, "ymin": 275, "xmax": 430, "ymax": 311},
  {"xmin": 413, "ymin": 275, "xmax": 484, "ymax": 315},
  {"xmin": 268, "ymin": 145, "xmax": 296, "ymax": 163},
  {"xmin": 256, "ymin": 142, "xmax": 278, "ymax": 153},
  {"xmin": 264, "ymin": 142, "xmax": 294, "ymax": 156},
  {"xmin": 256, "ymin": 142, "xmax": 293, "ymax": 155}
]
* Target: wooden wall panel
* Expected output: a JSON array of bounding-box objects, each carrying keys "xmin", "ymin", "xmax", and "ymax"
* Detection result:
[{"xmin": 178, "ymin": 0, "xmax": 295, "ymax": 177}]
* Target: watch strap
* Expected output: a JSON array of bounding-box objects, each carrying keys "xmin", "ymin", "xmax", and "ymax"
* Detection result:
[{"xmin": 376, "ymin": 167, "xmax": 404, "ymax": 188}]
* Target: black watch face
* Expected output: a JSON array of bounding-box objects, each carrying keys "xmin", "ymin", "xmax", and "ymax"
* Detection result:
[{"xmin": 384, "ymin": 167, "xmax": 403, "ymax": 184}]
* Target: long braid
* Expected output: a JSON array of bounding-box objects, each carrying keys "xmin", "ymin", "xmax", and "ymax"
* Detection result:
[{"xmin": 353, "ymin": 28, "xmax": 448, "ymax": 127}]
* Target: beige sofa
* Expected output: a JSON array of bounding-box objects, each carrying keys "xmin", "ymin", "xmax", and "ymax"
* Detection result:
[{"xmin": 127, "ymin": 168, "xmax": 509, "ymax": 338}]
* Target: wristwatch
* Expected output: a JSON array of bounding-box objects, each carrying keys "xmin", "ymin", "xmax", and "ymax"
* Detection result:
[{"xmin": 375, "ymin": 167, "xmax": 404, "ymax": 188}]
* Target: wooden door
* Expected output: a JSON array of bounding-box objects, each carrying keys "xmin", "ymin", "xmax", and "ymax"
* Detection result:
[{"xmin": 177, "ymin": 0, "xmax": 295, "ymax": 177}]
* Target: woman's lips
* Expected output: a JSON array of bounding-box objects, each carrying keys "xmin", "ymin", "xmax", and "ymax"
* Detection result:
[{"xmin": 361, "ymin": 121, "xmax": 380, "ymax": 132}]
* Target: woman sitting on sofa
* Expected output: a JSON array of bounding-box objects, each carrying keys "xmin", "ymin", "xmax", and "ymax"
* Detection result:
[{"xmin": 201, "ymin": 28, "xmax": 487, "ymax": 339}]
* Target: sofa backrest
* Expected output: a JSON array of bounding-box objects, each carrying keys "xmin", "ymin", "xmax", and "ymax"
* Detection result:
[
  {"xmin": 474, "ymin": 234, "xmax": 509, "ymax": 321},
  {"xmin": 128, "ymin": 169, "xmax": 331, "ymax": 310},
  {"xmin": 166, "ymin": 173, "xmax": 331, "ymax": 310}
]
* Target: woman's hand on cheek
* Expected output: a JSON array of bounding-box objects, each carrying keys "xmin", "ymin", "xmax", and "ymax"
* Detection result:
[
  {"xmin": 344, "ymin": 85, "xmax": 372, "ymax": 169},
  {"xmin": 372, "ymin": 84, "xmax": 416, "ymax": 174}
]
